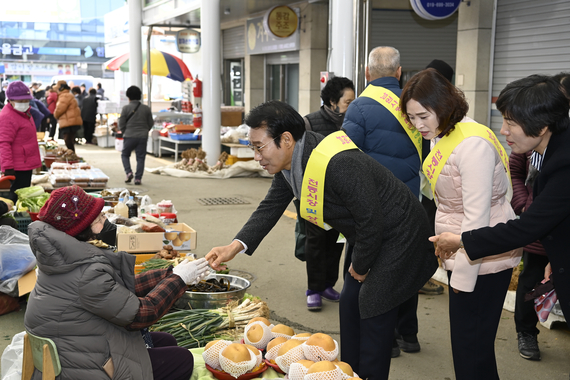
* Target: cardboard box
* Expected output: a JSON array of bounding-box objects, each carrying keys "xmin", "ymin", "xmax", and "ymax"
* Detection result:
[
  {"xmin": 221, "ymin": 107, "xmax": 244, "ymax": 127},
  {"xmin": 117, "ymin": 223, "xmax": 197, "ymax": 253},
  {"xmin": 18, "ymin": 270, "xmax": 37, "ymax": 296}
]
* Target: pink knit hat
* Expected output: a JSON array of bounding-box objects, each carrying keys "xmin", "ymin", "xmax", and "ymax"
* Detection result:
[{"xmin": 6, "ymin": 81, "xmax": 33, "ymax": 100}]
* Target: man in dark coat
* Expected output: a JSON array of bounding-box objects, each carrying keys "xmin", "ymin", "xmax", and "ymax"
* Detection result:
[
  {"xmin": 206, "ymin": 100, "xmax": 437, "ymax": 380},
  {"xmin": 81, "ymin": 88, "xmax": 99, "ymax": 144},
  {"xmin": 433, "ymin": 74, "xmax": 570, "ymax": 327}
]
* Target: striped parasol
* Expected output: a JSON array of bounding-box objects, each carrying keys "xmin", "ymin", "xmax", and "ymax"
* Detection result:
[{"xmin": 104, "ymin": 49, "xmax": 193, "ymax": 82}]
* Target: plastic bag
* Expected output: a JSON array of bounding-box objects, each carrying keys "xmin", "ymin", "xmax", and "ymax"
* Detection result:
[
  {"xmin": 1, "ymin": 331, "xmax": 26, "ymax": 380},
  {"xmin": 0, "ymin": 226, "xmax": 36, "ymax": 295},
  {"xmin": 139, "ymin": 195, "xmax": 153, "ymax": 215}
]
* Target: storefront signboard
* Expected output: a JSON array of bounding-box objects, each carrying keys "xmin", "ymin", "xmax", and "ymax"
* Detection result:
[
  {"xmin": 263, "ymin": 5, "xmax": 299, "ymax": 39},
  {"xmin": 176, "ymin": 29, "xmax": 201, "ymax": 53},
  {"xmin": 246, "ymin": 12, "xmax": 300, "ymax": 55},
  {"xmin": 410, "ymin": 0, "xmax": 461, "ymax": 20}
]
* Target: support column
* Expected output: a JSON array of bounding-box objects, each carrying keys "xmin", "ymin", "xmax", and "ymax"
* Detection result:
[
  {"xmin": 128, "ymin": 0, "xmax": 143, "ymax": 88},
  {"xmin": 456, "ymin": 0, "xmax": 494, "ymax": 124},
  {"xmin": 299, "ymin": 2, "xmax": 329, "ymax": 116},
  {"xmin": 330, "ymin": 0, "xmax": 354, "ymax": 80},
  {"xmin": 201, "ymin": 0, "xmax": 221, "ymax": 161},
  {"xmin": 244, "ymin": 55, "xmax": 264, "ymax": 113}
]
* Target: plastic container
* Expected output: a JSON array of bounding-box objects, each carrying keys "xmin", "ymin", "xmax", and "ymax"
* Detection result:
[
  {"xmin": 168, "ymin": 132, "xmax": 200, "ymax": 141},
  {"xmin": 126, "ymin": 196, "xmax": 138, "ymax": 218},
  {"xmin": 115, "ymin": 198, "xmax": 129, "ymax": 218},
  {"xmin": 160, "ymin": 213, "xmax": 177, "ymax": 224},
  {"xmin": 157, "ymin": 200, "xmax": 173, "ymax": 213}
]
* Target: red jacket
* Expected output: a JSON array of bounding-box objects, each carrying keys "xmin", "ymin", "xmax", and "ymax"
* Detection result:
[
  {"xmin": 0, "ymin": 103, "xmax": 42, "ymax": 172},
  {"xmin": 509, "ymin": 151, "xmax": 546, "ymax": 256},
  {"xmin": 47, "ymin": 91, "xmax": 58, "ymax": 114}
]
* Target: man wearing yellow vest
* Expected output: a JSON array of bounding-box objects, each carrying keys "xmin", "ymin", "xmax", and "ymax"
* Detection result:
[
  {"xmin": 342, "ymin": 46, "xmax": 433, "ymax": 358},
  {"xmin": 206, "ymin": 100, "xmax": 437, "ymax": 380}
]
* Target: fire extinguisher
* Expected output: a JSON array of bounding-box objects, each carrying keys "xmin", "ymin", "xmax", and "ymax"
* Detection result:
[
  {"xmin": 193, "ymin": 105, "xmax": 202, "ymax": 128},
  {"xmin": 192, "ymin": 76, "xmax": 202, "ymax": 98}
]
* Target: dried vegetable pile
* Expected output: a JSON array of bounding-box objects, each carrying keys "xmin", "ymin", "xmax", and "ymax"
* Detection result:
[{"xmin": 172, "ymin": 148, "xmax": 229, "ymax": 173}]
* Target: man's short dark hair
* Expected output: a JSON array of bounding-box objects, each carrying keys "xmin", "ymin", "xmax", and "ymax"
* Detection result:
[
  {"xmin": 126, "ymin": 86, "xmax": 142, "ymax": 100},
  {"xmin": 88, "ymin": 88, "xmax": 97, "ymax": 95},
  {"xmin": 321, "ymin": 77, "xmax": 354, "ymax": 108},
  {"xmin": 71, "ymin": 86, "xmax": 81, "ymax": 95},
  {"xmin": 553, "ymin": 72, "xmax": 570, "ymax": 100},
  {"xmin": 244, "ymin": 101, "xmax": 305, "ymax": 146},
  {"xmin": 496, "ymin": 75, "xmax": 570, "ymax": 136}
]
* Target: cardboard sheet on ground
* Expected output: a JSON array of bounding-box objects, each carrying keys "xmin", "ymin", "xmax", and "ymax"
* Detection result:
[
  {"xmin": 189, "ymin": 347, "xmax": 284, "ymax": 380},
  {"xmin": 146, "ymin": 160, "xmax": 273, "ymax": 179}
]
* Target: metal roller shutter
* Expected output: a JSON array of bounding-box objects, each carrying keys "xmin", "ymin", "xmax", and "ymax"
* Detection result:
[
  {"xmin": 223, "ymin": 26, "xmax": 245, "ymax": 59},
  {"xmin": 369, "ymin": 9, "xmax": 458, "ymax": 72},
  {"xmin": 491, "ymin": 0, "xmax": 570, "ymax": 152}
]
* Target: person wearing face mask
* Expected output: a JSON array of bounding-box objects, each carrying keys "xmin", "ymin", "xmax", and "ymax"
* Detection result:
[
  {"xmin": 295, "ymin": 76, "xmax": 355, "ymax": 311},
  {"xmin": 25, "ymin": 185, "xmax": 208, "ymax": 380},
  {"xmin": 400, "ymin": 68, "xmax": 522, "ymax": 380},
  {"xmin": 0, "ymin": 81, "xmax": 42, "ymax": 203}
]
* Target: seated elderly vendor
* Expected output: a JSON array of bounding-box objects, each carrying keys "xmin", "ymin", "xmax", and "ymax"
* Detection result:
[
  {"xmin": 205, "ymin": 100, "xmax": 438, "ymax": 380},
  {"xmin": 24, "ymin": 185, "xmax": 210, "ymax": 380}
]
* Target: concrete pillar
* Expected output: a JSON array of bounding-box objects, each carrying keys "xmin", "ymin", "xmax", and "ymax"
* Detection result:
[
  {"xmin": 201, "ymin": 0, "xmax": 222, "ymax": 161},
  {"xmin": 128, "ymin": 0, "xmax": 143, "ymax": 89},
  {"xmin": 455, "ymin": 0, "xmax": 494, "ymax": 125},
  {"xmin": 299, "ymin": 2, "xmax": 329, "ymax": 117},
  {"xmin": 330, "ymin": 0, "xmax": 354, "ymax": 80},
  {"xmin": 244, "ymin": 55, "xmax": 265, "ymax": 113}
]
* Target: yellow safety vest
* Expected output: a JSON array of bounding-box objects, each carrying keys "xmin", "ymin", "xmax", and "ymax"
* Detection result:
[
  {"xmin": 300, "ymin": 131, "xmax": 358, "ymax": 229},
  {"xmin": 423, "ymin": 122, "xmax": 511, "ymax": 204},
  {"xmin": 359, "ymin": 85, "xmax": 422, "ymax": 162}
]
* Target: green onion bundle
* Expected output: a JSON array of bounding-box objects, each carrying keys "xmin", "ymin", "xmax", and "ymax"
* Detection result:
[{"xmin": 151, "ymin": 295, "xmax": 270, "ymax": 349}]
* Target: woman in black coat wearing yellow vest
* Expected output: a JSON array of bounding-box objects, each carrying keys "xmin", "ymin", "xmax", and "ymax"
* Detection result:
[
  {"xmin": 205, "ymin": 101, "xmax": 437, "ymax": 380},
  {"xmin": 432, "ymin": 75, "xmax": 570, "ymax": 327}
]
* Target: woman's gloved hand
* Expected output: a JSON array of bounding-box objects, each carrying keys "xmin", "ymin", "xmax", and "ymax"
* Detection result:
[{"xmin": 172, "ymin": 258, "xmax": 210, "ymax": 285}]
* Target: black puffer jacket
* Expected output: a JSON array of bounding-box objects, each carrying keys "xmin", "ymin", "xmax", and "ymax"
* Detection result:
[{"xmin": 304, "ymin": 106, "xmax": 343, "ymax": 137}]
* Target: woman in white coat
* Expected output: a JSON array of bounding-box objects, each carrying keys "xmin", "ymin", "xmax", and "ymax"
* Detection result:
[{"xmin": 400, "ymin": 68, "xmax": 522, "ymax": 380}]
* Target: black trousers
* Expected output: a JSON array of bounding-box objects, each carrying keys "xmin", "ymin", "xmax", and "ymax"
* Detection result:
[
  {"xmin": 305, "ymin": 221, "xmax": 344, "ymax": 291},
  {"xmin": 340, "ymin": 244, "xmax": 414, "ymax": 380},
  {"xmin": 121, "ymin": 137, "xmax": 148, "ymax": 180},
  {"xmin": 83, "ymin": 121, "xmax": 96, "ymax": 143},
  {"xmin": 515, "ymin": 250, "xmax": 549, "ymax": 335},
  {"xmin": 448, "ymin": 268, "xmax": 512, "ymax": 380},
  {"xmin": 9, "ymin": 170, "xmax": 33, "ymax": 203},
  {"xmin": 48, "ymin": 117, "xmax": 57, "ymax": 138}
]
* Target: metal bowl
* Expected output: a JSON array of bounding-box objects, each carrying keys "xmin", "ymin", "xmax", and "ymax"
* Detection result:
[{"xmin": 174, "ymin": 274, "xmax": 251, "ymax": 310}]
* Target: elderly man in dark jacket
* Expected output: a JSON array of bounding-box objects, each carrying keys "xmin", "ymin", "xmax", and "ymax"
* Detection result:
[
  {"xmin": 119, "ymin": 86, "xmax": 154, "ymax": 185},
  {"xmin": 206, "ymin": 101, "xmax": 437, "ymax": 380}
]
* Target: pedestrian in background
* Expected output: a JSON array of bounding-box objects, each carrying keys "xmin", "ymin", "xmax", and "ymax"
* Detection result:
[
  {"xmin": 119, "ymin": 86, "xmax": 154, "ymax": 185},
  {"xmin": 97, "ymin": 82, "xmax": 105, "ymax": 99},
  {"xmin": 81, "ymin": 88, "xmax": 99, "ymax": 145},
  {"xmin": 46, "ymin": 84, "xmax": 58, "ymax": 140},
  {"xmin": 297, "ymin": 76, "xmax": 355, "ymax": 311},
  {"xmin": 0, "ymin": 81, "xmax": 9, "ymax": 109},
  {"xmin": 54, "ymin": 80, "xmax": 82, "ymax": 151},
  {"xmin": 0, "ymin": 81, "xmax": 42, "ymax": 202}
]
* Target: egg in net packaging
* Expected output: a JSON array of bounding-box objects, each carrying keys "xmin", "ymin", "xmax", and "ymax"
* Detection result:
[
  {"xmin": 302, "ymin": 339, "xmax": 339, "ymax": 362},
  {"xmin": 288, "ymin": 362, "xmax": 311, "ymax": 380},
  {"xmin": 202, "ymin": 340, "xmax": 232, "ymax": 370},
  {"xmin": 219, "ymin": 348, "xmax": 257, "ymax": 378},
  {"xmin": 264, "ymin": 340, "xmax": 287, "ymax": 362},
  {"xmin": 304, "ymin": 366, "xmax": 344, "ymax": 380},
  {"xmin": 275, "ymin": 344, "xmax": 305, "ymax": 374},
  {"xmin": 243, "ymin": 321, "xmax": 274, "ymax": 350}
]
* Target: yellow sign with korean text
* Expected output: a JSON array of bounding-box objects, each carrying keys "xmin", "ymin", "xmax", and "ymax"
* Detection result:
[
  {"xmin": 264, "ymin": 5, "xmax": 299, "ymax": 38},
  {"xmin": 300, "ymin": 131, "xmax": 358, "ymax": 229},
  {"xmin": 423, "ymin": 122, "xmax": 510, "ymax": 204}
]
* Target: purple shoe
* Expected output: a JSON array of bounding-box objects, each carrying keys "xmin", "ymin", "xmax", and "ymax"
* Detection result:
[
  {"xmin": 306, "ymin": 290, "xmax": 322, "ymax": 311},
  {"xmin": 320, "ymin": 287, "xmax": 340, "ymax": 302}
]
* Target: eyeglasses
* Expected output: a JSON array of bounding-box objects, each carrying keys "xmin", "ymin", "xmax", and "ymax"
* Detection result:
[{"xmin": 247, "ymin": 134, "xmax": 282, "ymax": 154}]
